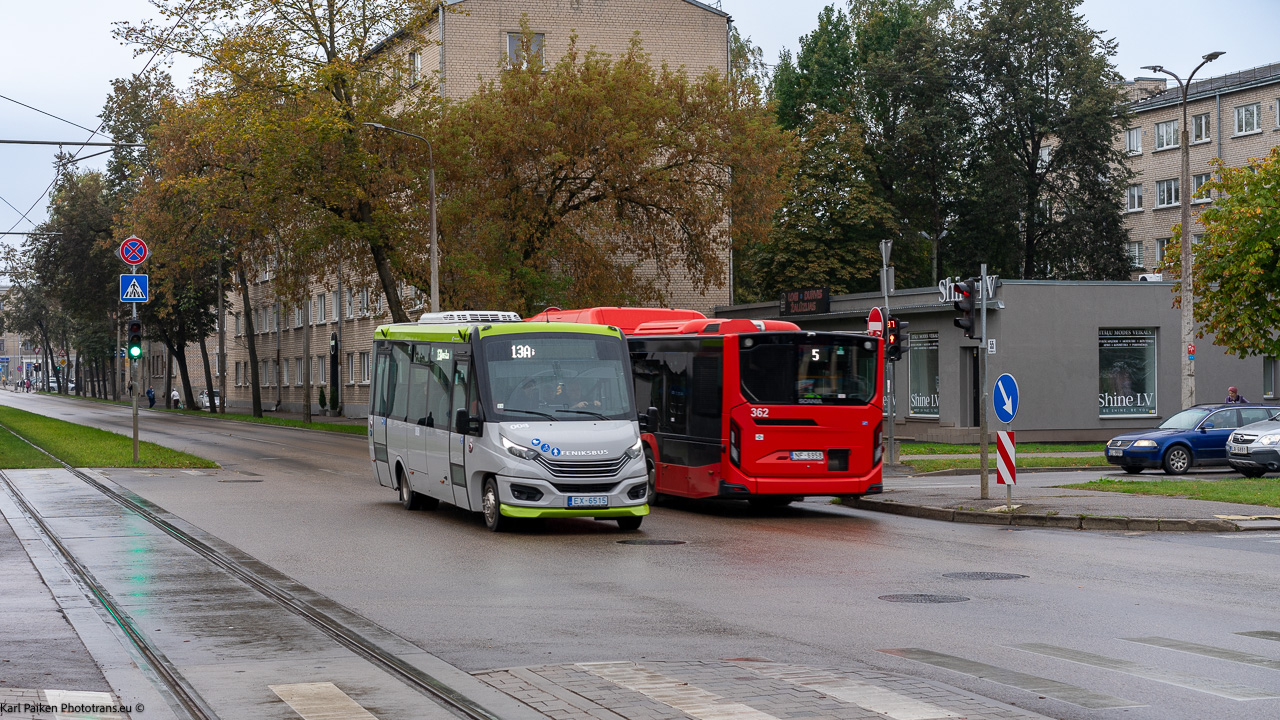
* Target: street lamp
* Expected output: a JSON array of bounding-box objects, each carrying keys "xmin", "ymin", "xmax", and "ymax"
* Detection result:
[
  {"xmin": 1140, "ymin": 51, "xmax": 1223, "ymax": 409},
  {"xmin": 361, "ymin": 122, "xmax": 440, "ymax": 314}
]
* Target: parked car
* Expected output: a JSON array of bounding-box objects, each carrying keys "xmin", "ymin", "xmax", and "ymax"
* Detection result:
[
  {"xmin": 1227, "ymin": 419, "xmax": 1280, "ymax": 478},
  {"xmin": 1105, "ymin": 404, "xmax": 1279, "ymax": 475},
  {"xmin": 196, "ymin": 389, "xmax": 222, "ymax": 409}
]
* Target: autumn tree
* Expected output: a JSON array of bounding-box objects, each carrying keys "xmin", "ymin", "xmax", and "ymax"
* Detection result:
[
  {"xmin": 432, "ymin": 34, "xmax": 793, "ymax": 315},
  {"xmin": 1172, "ymin": 148, "xmax": 1280, "ymax": 358}
]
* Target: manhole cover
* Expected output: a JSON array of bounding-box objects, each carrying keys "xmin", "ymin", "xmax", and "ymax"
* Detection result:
[
  {"xmin": 878, "ymin": 594, "xmax": 969, "ymax": 604},
  {"xmin": 616, "ymin": 539, "xmax": 687, "ymax": 545},
  {"xmin": 943, "ymin": 572, "xmax": 1028, "ymax": 581}
]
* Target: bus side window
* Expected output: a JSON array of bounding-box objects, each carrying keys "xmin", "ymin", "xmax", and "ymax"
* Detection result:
[
  {"xmin": 660, "ymin": 352, "xmax": 689, "ymax": 436},
  {"xmin": 632, "ymin": 356, "xmax": 661, "ymax": 420},
  {"xmin": 371, "ymin": 342, "xmax": 391, "ymax": 418},
  {"xmin": 390, "ymin": 342, "xmax": 412, "ymax": 422},
  {"xmin": 689, "ymin": 353, "xmax": 721, "ymax": 439},
  {"xmin": 408, "ymin": 344, "xmax": 431, "ymax": 425},
  {"xmin": 426, "ymin": 345, "xmax": 454, "ymax": 430}
]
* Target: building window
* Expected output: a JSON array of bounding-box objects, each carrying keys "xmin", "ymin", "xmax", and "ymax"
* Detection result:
[
  {"xmin": 1099, "ymin": 328, "xmax": 1157, "ymax": 418},
  {"xmin": 360, "ymin": 352, "xmax": 371, "ymax": 383},
  {"xmin": 294, "ymin": 306, "xmax": 303, "ymax": 328},
  {"xmin": 1156, "ymin": 178, "xmax": 1179, "ymax": 208},
  {"xmin": 1126, "ymin": 241, "xmax": 1145, "ymax": 268},
  {"xmin": 1157, "ymin": 238, "xmax": 1173, "ymax": 264},
  {"xmin": 315, "ymin": 355, "xmax": 326, "ymax": 385},
  {"xmin": 1265, "ymin": 357, "xmax": 1276, "ymax": 399},
  {"xmin": 1192, "ymin": 113, "xmax": 1211, "ymax": 143},
  {"xmin": 1155, "ymin": 119, "xmax": 1178, "ymax": 150},
  {"xmin": 235, "ymin": 362, "xmax": 241, "ymax": 386},
  {"xmin": 332, "ymin": 290, "xmax": 340, "ymax": 322},
  {"xmin": 359, "ymin": 289, "xmax": 370, "ymax": 315},
  {"xmin": 282, "ymin": 358, "xmax": 290, "ymax": 386},
  {"xmin": 1125, "ymin": 127, "xmax": 1142, "ymax": 155},
  {"xmin": 315, "ymin": 295, "xmax": 324, "ymax": 325},
  {"xmin": 1192, "ymin": 173, "xmax": 1212, "ymax": 203},
  {"xmin": 408, "ymin": 51, "xmax": 420, "ymax": 86},
  {"xmin": 346, "ymin": 289, "xmax": 355, "ymax": 319},
  {"xmin": 1037, "ymin": 145, "xmax": 1051, "ymax": 169},
  {"xmin": 347, "ymin": 352, "xmax": 355, "ymax": 383},
  {"xmin": 1125, "ymin": 184, "xmax": 1143, "ymax": 212},
  {"xmin": 295, "ymin": 356, "xmax": 304, "ymax": 385},
  {"xmin": 1235, "ymin": 103, "xmax": 1261, "ymax": 134},
  {"xmin": 507, "ymin": 32, "xmax": 546, "ymax": 69},
  {"xmin": 908, "ymin": 332, "xmax": 939, "ymax": 418}
]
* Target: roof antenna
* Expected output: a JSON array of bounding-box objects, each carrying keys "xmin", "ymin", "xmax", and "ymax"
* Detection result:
[{"xmin": 544, "ymin": 306, "xmax": 560, "ymax": 323}]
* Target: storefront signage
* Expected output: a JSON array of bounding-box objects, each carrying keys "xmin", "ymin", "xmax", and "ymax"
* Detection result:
[
  {"xmin": 938, "ymin": 275, "xmax": 999, "ymax": 303},
  {"xmin": 909, "ymin": 331, "xmax": 939, "ymax": 418},
  {"xmin": 779, "ymin": 287, "xmax": 830, "ymax": 316},
  {"xmin": 1099, "ymin": 328, "xmax": 1157, "ymax": 417}
]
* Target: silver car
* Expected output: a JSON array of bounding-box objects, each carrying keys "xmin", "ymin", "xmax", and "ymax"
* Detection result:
[{"xmin": 1227, "ymin": 416, "xmax": 1280, "ymax": 478}]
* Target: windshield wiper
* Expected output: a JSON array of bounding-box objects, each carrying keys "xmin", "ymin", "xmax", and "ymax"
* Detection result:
[
  {"xmin": 555, "ymin": 409, "xmax": 611, "ymax": 420},
  {"xmin": 504, "ymin": 408, "xmax": 559, "ymax": 421}
]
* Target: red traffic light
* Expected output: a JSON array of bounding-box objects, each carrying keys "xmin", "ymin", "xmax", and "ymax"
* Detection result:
[{"xmin": 127, "ymin": 320, "xmax": 143, "ymax": 335}]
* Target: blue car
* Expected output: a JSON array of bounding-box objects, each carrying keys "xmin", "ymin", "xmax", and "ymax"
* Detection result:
[{"xmin": 1105, "ymin": 404, "xmax": 1280, "ymax": 475}]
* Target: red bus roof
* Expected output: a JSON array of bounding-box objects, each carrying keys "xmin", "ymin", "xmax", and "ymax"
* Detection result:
[
  {"xmin": 525, "ymin": 306, "xmax": 801, "ymax": 336},
  {"xmin": 525, "ymin": 307, "xmax": 707, "ymax": 334}
]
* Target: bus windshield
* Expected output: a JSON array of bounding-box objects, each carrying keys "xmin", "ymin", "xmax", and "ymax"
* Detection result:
[
  {"xmin": 479, "ymin": 332, "xmax": 636, "ymax": 422},
  {"xmin": 739, "ymin": 334, "xmax": 878, "ymax": 406}
]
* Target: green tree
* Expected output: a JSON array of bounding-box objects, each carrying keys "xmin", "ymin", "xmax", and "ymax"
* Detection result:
[
  {"xmin": 434, "ymin": 34, "xmax": 793, "ymax": 315},
  {"xmin": 1173, "ymin": 148, "xmax": 1280, "ymax": 358},
  {"xmin": 951, "ymin": 0, "xmax": 1131, "ymax": 280},
  {"xmin": 741, "ymin": 109, "xmax": 895, "ymax": 299}
]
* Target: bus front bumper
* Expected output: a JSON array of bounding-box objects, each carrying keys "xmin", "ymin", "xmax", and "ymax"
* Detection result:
[{"xmin": 500, "ymin": 504, "xmax": 649, "ymax": 519}]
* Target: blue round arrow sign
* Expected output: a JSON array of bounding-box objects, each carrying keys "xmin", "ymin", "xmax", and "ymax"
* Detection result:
[{"xmin": 993, "ymin": 373, "xmax": 1019, "ymax": 424}]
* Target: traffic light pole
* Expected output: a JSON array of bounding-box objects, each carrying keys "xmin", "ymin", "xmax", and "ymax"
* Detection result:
[
  {"xmin": 978, "ymin": 263, "xmax": 989, "ymax": 499},
  {"xmin": 131, "ymin": 303, "xmax": 139, "ymax": 463}
]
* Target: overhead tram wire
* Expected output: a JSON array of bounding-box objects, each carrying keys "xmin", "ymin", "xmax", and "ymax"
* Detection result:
[
  {"xmin": 0, "ymin": 94, "xmax": 106, "ymax": 138},
  {"xmin": 3, "ymin": 0, "xmax": 204, "ymax": 236}
]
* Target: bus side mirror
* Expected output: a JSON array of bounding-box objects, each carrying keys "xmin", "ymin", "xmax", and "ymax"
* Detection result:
[
  {"xmin": 456, "ymin": 408, "xmax": 482, "ymax": 435},
  {"xmin": 639, "ymin": 406, "xmax": 658, "ymax": 432}
]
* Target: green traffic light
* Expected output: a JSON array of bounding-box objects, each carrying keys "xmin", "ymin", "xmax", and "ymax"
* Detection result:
[{"xmin": 129, "ymin": 346, "xmax": 142, "ymax": 358}]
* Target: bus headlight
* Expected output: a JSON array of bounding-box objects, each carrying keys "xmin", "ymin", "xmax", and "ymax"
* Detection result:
[
  {"xmin": 501, "ymin": 435, "xmax": 540, "ymax": 460},
  {"xmin": 624, "ymin": 438, "xmax": 644, "ymax": 459}
]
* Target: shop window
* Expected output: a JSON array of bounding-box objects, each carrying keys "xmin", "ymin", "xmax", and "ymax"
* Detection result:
[{"xmin": 908, "ymin": 332, "xmax": 939, "ymax": 418}]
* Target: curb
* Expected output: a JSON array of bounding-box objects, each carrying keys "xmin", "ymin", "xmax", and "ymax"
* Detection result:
[
  {"xmin": 886, "ymin": 465, "xmax": 1106, "ymax": 477},
  {"xmin": 851, "ymin": 497, "xmax": 1244, "ymax": 532}
]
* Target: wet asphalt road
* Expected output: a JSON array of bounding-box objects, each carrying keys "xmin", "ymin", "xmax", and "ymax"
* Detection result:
[{"xmin": 4, "ymin": 391, "xmax": 1280, "ymax": 720}]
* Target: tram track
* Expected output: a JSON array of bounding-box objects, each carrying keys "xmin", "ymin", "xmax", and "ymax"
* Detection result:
[{"xmin": 0, "ymin": 421, "xmax": 506, "ymax": 720}]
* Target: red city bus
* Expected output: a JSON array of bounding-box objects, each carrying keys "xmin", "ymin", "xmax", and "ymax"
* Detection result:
[{"xmin": 527, "ymin": 307, "xmax": 884, "ymax": 506}]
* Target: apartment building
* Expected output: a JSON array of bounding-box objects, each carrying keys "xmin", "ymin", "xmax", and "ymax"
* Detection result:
[
  {"xmin": 1120, "ymin": 63, "xmax": 1280, "ymax": 273},
  {"xmin": 207, "ymin": 0, "xmax": 734, "ymax": 416}
]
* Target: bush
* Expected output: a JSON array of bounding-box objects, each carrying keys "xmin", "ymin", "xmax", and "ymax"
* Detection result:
[{"xmin": 318, "ymin": 386, "xmax": 327, "ymax": 410}]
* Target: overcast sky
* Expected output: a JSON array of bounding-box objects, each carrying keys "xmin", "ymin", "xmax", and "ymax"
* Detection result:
[{"xmin": 3, "ymin": 0, "xmax": 1278, "ymax": 256}]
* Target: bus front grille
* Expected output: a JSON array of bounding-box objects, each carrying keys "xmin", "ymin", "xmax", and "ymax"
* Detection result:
[
  {"xmin": 536, "ymin": 456, "xmax": 628, "ymax": 478},
  {"xmin": 550, "ymin": 481, "xmax": 620, "ymax": 493}
]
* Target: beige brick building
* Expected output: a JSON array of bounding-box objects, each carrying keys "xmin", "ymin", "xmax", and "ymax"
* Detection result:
[
  {"xmin": 1120, "ymin": 63, "xmax": 1280, "ymax": 273},
  {"xmin": 206, "ymin": 0, "xmax": 734, "ymax": 416}
]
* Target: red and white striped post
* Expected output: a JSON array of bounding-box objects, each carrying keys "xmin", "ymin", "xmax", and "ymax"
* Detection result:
[{"xmin": 996, "ymin": 430, "xmax": 1015, "ymax": 504}]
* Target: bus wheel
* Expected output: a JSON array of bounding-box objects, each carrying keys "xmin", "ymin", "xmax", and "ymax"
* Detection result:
[
  {"xmin": 645, "ymin": 449, "xmax": 664, "ymax": 506},
  {"xmin": 482, "ymin": 478, "xmax": 507, "ymax": 532},
  {"xmin": 748, "ymin": 496, "xmax": 795, "ymax": 510},
  {"xmin": 617, "ymin": 516, "xmax": 643, "ymax": 531},
  {"xmin": 399, "ymin": 470, "xmax": 429, "ymax": 511}
]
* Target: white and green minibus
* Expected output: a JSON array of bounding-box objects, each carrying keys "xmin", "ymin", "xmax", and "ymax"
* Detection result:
[{"xmin": 368, "ymin": 311, "xmax": 649, "ymax": 531}]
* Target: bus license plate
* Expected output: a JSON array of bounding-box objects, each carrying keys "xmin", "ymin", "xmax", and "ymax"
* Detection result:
[
  {"xmin": 790, "ymin": 451, "xmax": 823, "ymax": 461},
  {"xmin": 1228, "ymin": 443, "xmax": 1248, "ymax": 455},
  {"xmin": 568, "ymin": 496, "xmax": 608, "ymax": 508}
]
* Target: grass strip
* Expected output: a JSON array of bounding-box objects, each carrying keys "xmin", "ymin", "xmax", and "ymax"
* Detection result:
[
  {"xmin": 0, "ymin": 405, "xmax": 216, "ymax": 469},
  {"xmin": 0, "ymin": 425, "xmax": 59, "ymax": 469},
  {"xmin": 903, "ymin": 455, "xmax": 1110, "ymax": 473},
  {"xmin": 900, "ymin": 441, "xmax": 1105, "ymax": 456},
  {"xmin": 1063, "ymin": 477, "xmax": 1280, "ymax": 508}
]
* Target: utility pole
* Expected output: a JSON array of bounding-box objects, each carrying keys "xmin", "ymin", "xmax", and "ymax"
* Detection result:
[
  {"xmin": 978, "ymin": 264, "xmax": 990, "ymax": 499},
  {"xmin": 880, "ymin": 238, "xmax": 895, "ymax": 465},
  {"xmin": 131, "ymin": 303, "xmax": 139, "ymax": 462},
  {"xmin": 218, "ymin": 252, "xmax": 226, "ymax": 414}
]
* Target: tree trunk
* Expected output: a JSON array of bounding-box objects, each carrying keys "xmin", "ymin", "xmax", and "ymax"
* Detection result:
[
  {"xmin": 175, "ymin": 344, "xmax": 197, "ymax": 411},
  {"xmin": 199, "ymin": 334, "xmax": 216, "ymax": 413},
  {"xmin": 237, "ymin": 262, "xmax": 263, "ymax": 417},
  {"xmin": 360, "ymin": 200, "xmax": 409, "ymax": 323}
]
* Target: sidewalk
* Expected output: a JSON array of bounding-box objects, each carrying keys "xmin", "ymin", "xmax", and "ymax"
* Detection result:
[{"xmin": 855, "ymin": 469, "xmax": 1280, "ymax": 532}]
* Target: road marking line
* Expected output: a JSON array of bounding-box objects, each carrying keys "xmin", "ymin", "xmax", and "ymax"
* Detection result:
[
  {"xmin": 577, "ymin": 662, "xmax": 781, "ymax": 720},
  {"xmin": 1125, "ymin": 636, "xmax": 1280, "ymax": 671},
  {"xmin": 1014, "ymin": 643, "xmax": 1280, "ymax": 700},
  {"xmin": 269, "ymin": 682, "xmax": 379, "ymax": 719},
  {"xmin": 1238, "ymin": 630, "xmax": 1280, "ymax": 643},
  {"xmin": 44, "ymin": 689, "xmax": 126, "ymax": 719},
  {"xmin": 735, "ymin": 661, "xmax": 959, "ymax": 719},
  {"xmin": 879, "ymin": 648, "xmax": 1141, "ymax": 709}
]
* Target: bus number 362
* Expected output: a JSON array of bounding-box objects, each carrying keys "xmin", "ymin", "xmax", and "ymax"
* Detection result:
[{"xmin": 750, "ymin": 407, "xmax": 769, "ymax": 418}]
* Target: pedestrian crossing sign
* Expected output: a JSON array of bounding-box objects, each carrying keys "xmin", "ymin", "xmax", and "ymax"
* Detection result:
[{"xmin": 120, "ymin": 274, "xmax": 149, "ymax": 302}]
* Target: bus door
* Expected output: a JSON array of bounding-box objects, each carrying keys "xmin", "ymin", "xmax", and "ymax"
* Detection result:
[
  {"xmin": 387, "ymin": 342, "xmax": 412, "ymax": 487},
  {"xmin": 370, "ymin": 342, "xmax": 394, "ymax": 488},
  {"xmin": 422, "ymin": 344, "xmax": 455, "ymax": 505},
  {"xmin": 448, "ymin": 355, "xmax": 475, "ymax": 509}
]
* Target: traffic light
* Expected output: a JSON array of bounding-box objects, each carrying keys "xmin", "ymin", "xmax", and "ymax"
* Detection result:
[
  {"xmin": 953, "ymin": 277, "xmax": 979, "ymax": 339},
  {"xmin": 885, "ymin": 315, "xmax": 910, "ymax": 361},
  {"xmin": 33, "ymin": 362, "xmax": 41, "ymax": 374},
  {"xmin": 127, "ymin": 320, "xmax": 143, "ymax": 359}
]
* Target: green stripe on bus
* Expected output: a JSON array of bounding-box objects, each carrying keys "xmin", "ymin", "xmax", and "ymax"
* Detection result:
[{"xmin": 499, "ymin": 505, "xmax": 648, "ymax": 519}]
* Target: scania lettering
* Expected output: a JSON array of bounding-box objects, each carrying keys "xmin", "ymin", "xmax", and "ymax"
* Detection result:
[
  {"xmin": 369, "ymin": 311, "xmax": 648, "ymax": 532},
  {"xmin": 528, "ymin": 307, "xmax": 884, "ymax": 507}
]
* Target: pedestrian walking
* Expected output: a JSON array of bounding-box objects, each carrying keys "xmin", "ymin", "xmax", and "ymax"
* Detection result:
[
  {"xmin": 1224, "ymin": 386, "xmax": 1248, "ymax": 404},
  {"xmin": 146, "ymin": 385, "xmax": 156, "ymax": 409},
  {"xmin": 171, "ymin": 387, "xmax": 181, "ymax": 409}
]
